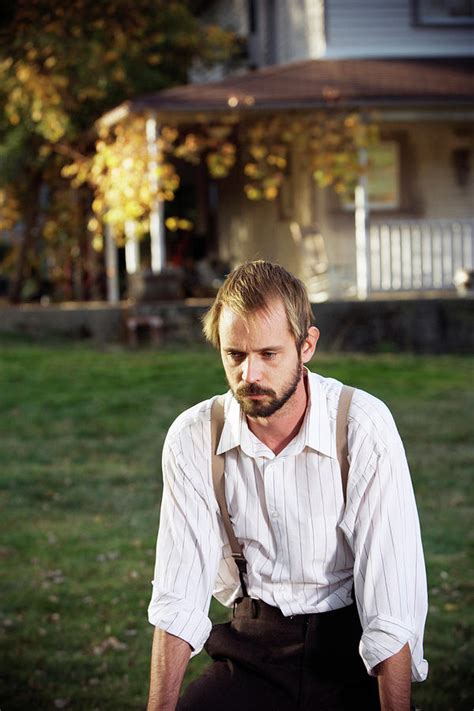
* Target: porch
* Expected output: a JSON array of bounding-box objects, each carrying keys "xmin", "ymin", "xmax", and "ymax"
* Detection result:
[
  {"xmin": 359, "ymin": 218, "xmax": 474, "ymax": 298},
  {"xmin": 96, "ymin": 57, "xmax": 474, "ymax": 304}
]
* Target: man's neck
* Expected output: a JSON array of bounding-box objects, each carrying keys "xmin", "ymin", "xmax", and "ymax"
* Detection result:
[{"xmin": 246, "ymin": 375, "xmax": 309, "ymax": 456}]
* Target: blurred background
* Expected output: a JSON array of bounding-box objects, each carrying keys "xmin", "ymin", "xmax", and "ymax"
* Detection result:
[{"xmin": 0, "ymin": 1, "xmax": 473, "ymax": 709}]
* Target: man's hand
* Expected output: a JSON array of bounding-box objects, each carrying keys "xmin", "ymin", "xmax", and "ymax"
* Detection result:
[
  {"xmin": 375, "ymin": 642, "xmax": 412, "ymax": 711},
  {"xmin": 147, "ymin": 627, "xmax": 192, "ymax": 711}
]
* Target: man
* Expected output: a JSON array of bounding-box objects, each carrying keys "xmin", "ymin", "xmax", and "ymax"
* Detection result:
[{"xmin": 147, "ymin": 261, "xmax": 428, "ymax": 711}]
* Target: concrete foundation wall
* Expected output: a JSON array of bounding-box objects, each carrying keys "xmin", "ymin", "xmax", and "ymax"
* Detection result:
[{"xmin": 1, "ymin": 299, "xmax": 473, "ymax": 354}]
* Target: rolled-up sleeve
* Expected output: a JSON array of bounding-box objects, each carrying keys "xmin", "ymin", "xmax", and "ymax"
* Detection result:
[
  {"xmin": 343, "ymin": 414, "xmax": 429, "ymax": 681},
  {"xmin": 148, "ymin": 429, "xmax": 221, "ymax": 656}
]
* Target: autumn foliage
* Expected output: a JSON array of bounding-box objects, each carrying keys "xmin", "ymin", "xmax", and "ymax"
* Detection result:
[
  {"xmin": 0, "ymin": 0, "xmax": 377, "ymax": 302},
  {"xmin": 0, "ymin": 0, "xmax": 237, "ymax": 300}
]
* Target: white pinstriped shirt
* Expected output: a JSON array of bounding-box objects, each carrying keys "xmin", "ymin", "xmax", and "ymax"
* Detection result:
[{"xmin": 148, "ymin": 371, "xmax": 428, "ymax": 681}]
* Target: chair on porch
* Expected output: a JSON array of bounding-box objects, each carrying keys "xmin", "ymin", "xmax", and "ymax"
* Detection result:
[{"xmin": 290, "ymin": 222, "xmax": 330, "ymax": 302}]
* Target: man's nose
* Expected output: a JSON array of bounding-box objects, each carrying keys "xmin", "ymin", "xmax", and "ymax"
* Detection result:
[{"xmin": 241, "ymin": 356, "xmax": 261, "ymax": 383}]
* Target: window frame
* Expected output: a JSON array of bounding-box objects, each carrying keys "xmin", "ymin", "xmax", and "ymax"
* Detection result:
[
  {"xmin": 412, "ymin": 0, "xmax": 474, "ymax": 27},
  {"xmin": 341, "ymin": 140, "xmax": 401, "ymax": 212}
]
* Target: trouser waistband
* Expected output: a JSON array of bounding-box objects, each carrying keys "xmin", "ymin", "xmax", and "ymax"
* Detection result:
[{"xmin": 232, "ymin": 596, "xmax": 353, "ymax": 625}]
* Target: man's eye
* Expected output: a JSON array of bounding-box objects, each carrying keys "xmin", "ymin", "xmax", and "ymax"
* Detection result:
[
  {"xmin": 227, "ymin": 351, "xmax": 244, "ymax": 360},
  {"xmin": 262, "ymin": 351, "xmax": 276, "ymax": 359}
]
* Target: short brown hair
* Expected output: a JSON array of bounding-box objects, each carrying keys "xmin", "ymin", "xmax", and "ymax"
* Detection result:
[{"xmin": 202, "ymin": 260, "xmax": 314, "ymax": 351}]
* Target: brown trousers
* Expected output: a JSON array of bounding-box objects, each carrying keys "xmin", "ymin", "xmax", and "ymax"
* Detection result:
[{"xmin": 178, "ymin": 597, "xmax": 380, "ymax": 710}]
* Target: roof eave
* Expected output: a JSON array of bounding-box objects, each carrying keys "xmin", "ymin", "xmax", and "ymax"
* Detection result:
[{"xmin": 97, "ymin": 96, "xmax": 474, "ymax": 129}]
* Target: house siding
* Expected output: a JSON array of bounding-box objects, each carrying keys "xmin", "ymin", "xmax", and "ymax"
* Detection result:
[
  {"xmin": 325, "ymin": 0, "xmax": 474, "ymax": 58},
  {"xmin": 216, "ymin": 139, "xmax": 313, "ymax": 276},
  {"xmin": 412, "ymin": 123, "xmax": 474, "ymax": 218}
]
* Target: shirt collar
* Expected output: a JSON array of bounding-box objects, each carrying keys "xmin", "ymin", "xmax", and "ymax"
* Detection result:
[
  {"xmin": 216, "ymin": 369, "xmax": 336, "ymax": 460},
  {"xmin": 303, "ymin": 370, "xmax": 335, "ymax": 459}
]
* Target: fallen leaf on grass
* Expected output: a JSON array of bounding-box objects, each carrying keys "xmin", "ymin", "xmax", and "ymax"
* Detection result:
[
  {"xmin": 0, "ymin": 546, "xmax": 15, "ymax": 559},
  {"xmin": 54, "ymin": 699, "xmax": 70, "ymax": 708},
  {"xmin": 42, "ymin": 569, "xmax": 66, "ymax": 584},
  {"xmin": 92, "ymin": 636, "xmax": 128, "ymax": 655},
  {"xmin": 444, "ymin": 602, "xmax": 458, "ymax": 612}
]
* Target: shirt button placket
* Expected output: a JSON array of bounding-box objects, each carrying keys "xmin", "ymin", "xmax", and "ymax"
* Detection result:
[
  {"xmin": 264, "ymin": 461, "xmax": 278, "ymax": 522},
  {"xmin": 266, "ymin": 460, "xmax": 286, "ymax": 589}
]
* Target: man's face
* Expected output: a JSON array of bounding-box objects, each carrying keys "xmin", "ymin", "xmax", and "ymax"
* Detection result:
[{"xmin": 219, "ymin": 298, "xmax": 304, "ymax": 418}]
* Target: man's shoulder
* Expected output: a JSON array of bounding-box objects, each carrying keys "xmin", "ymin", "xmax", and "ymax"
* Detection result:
[
  {"xmin": 167, "ymin": 397, "xmax": 212, "ymax": 439},
  {"xmin": 166, "ymin": 392, "xmax": 227, "ymax": 447},
  {"xmin": 311, "ymin": 371, "xmax": 399, "ymax": 452}
]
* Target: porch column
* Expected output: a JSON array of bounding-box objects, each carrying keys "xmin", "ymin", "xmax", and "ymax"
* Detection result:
[
  {"xmin": 355, "ymin": 148, "xmax": 370, "ymax": 300},
  {"xmin": 104, "ymin": 223, "xmax": 120, "ymax": 303},
  {"xmin": 146, "ymin": 114, "xmax": 166, "ymax": 273},
  {"xmin": 125, "ymin": 220, "xmax": 140, "ymax": 274}
]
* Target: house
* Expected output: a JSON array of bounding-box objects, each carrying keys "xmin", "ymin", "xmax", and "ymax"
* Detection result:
[{"xmin": 101, "ymin": 0, "xmax": 474, "ymax": 301}]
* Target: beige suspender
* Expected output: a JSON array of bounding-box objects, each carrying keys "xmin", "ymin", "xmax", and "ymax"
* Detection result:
[
  {"xmin": 210, "ymin": 395, "xmax": 248, "ymax": 594},
  {"xmin": 210, "ymin": 384, "xmax": 355, "ymax": 592},
  {"xmin": 336, "ymin": 385, "xmax": 355, "ymax": 505}
]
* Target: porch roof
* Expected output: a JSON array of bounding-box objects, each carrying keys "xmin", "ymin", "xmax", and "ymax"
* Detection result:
[{"xmin": 101, "ymin": 57, "xmax": 474, "ymax": 125}]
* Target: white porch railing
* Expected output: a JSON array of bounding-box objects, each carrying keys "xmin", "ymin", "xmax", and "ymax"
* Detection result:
[{"xmin": 367, "ymin": 219, "xmax": 474, "ymax": 293}]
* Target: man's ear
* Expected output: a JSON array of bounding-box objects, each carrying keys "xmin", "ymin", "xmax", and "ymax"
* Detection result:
[{"xmin": 301, "ymin": 326, "xmax": 320, "ymax": 364}]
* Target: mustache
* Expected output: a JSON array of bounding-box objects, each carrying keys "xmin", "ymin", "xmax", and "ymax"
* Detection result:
[{"xmin": 237, "ymin": 384, "xmax": 276, "ymax": 397}]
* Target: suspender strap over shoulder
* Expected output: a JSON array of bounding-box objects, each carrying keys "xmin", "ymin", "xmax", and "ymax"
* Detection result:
[
  {"xmin": 210, "ymin": 384, "xmax": 355, "ymax": 597},
  {"xmin": 211, "ymin": 396, "xmax": 249, "ymax": 598},
  {"xmin": 336, "ymin": 385, "xmax": 355, "ymax": 505}
]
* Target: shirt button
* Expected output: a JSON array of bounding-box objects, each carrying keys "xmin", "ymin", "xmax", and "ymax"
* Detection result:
[{"xmin": 270, "ymin": 510, "xmax": 279, "ymax": 519}]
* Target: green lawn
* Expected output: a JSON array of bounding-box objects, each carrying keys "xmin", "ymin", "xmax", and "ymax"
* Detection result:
[{"xmin": 0, "ymin": 342, "xmax": 472, "ymax": 710}]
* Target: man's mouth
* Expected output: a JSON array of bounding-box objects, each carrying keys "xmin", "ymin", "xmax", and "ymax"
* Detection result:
[{"xmin": 237, "ymin": 386, "xmax": 274, "ymax": 399}]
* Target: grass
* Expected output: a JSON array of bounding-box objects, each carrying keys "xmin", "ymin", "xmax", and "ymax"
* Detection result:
[{"xmin": 0, "ymin": 342, "xmax": 472, "ymax": 710}]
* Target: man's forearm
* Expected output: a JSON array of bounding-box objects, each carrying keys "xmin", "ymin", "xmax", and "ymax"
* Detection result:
[
  {"xmin": 147, "ymin": 627, "xmax": 192, "ymax": 711},
  {"xmin": 375, "ymin": 642, "xmax": 412, "ymax": 711}
]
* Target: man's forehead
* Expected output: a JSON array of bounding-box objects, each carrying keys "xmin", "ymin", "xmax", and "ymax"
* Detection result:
[
  {"xmin": 218, "ymin": 299, "xmax": 292, "ymax": 341},
  {"xmin": 220, "ymin": 299, "xmax": 286, "ymax": 325}
]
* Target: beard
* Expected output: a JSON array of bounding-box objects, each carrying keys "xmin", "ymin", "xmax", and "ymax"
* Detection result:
[{"xmin": 231, "ymin": 361, "xmax": 303, "ymax": 418}]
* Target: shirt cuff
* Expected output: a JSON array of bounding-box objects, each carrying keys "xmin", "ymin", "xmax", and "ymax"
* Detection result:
[
  {"xmin": 148, "ymin": 591, "xmax": 212, "ymax": 658},
  {"xmin": 359, "ymin": 614, "xmax": 427, "ymax": 681}
]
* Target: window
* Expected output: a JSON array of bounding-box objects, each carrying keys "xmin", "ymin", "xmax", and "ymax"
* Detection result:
[
  {"xmin": 342, "ymin": 142, "xmax": 401, "ymax": 211},
  {"xmin": 414, "ymin": 0, "xmax": 474, "ymax": 26}
]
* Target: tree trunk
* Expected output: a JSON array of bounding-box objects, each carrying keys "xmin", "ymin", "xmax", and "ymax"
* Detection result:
[{"xmin": 8, "ymin": 172, "xmax": 42, "ymax": 304}]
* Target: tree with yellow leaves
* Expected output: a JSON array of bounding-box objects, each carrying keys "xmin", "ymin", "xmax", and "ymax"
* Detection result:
[{"xmin": 0, "ymin": 0, "xmax": 237, "ymax": 301}]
